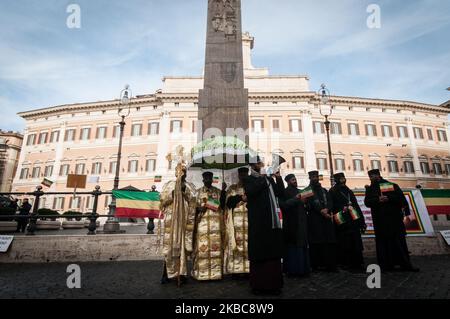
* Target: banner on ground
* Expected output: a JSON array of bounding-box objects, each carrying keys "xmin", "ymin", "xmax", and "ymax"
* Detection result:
[
  {"xmin": 354, "ymin": 189, "xmax": 434, "ymax": 237},
  {"xmin": 113, "ymin": 190, "xmax": 161, "ymax": 219}
]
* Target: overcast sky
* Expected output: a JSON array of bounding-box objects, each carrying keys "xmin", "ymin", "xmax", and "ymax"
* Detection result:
[{"xmin": 1, "ymin": 0, "xmax": 449, "ymax": 132}]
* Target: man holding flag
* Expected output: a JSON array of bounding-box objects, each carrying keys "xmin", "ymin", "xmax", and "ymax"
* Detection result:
[
  {"xmin": 192, "ymin": 171, "xmax": 227, "ymax": 281},
  {"xmin": 364, "ymin": 169, "xmax": 419, "ymax": 272},
  {"xmin": 304, "ymin": 171, "xmax": 337, "ymax": 272},
  {"xmin": 279, "ymin": 174, "xmax": 311, "ymax": 277},
  {"xmin": 329, "ymin": 172, "xmax": 366, "ymax": 272}
]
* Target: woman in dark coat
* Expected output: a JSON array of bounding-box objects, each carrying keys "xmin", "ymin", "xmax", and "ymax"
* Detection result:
[
  {"xmin": 279, "ymin": 174, "xmax": 311, "ymax": 277},
  {"xmin": 243, "ymin": 158, "xmax": 285, "ymax": 295}
]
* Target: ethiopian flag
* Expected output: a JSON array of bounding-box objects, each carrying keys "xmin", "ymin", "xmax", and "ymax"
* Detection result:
[
  {"xmin": 421, "ymin": 189, "xmax": 450, "ymax": 215},
  {"xmin": 300, "ymin": 186, "xmax": 314, "ymax": 200},
  {"xmin": 334, "ymin": 211, "xmax": 346, "ymax": 225},
  {"xmin": 348, "ymin": 206, "xmax": 360, "ymax": 221},
  {"xmin": 380, "ymin": 182, "xmax": 395, "ymax": 193},
  {"xmin": 205, "ymin": 197, "xmax": 220, "ymax": 211},
  {"xmin": 113, "ymin": 190, "xmax": 161, "ymax": 218}
]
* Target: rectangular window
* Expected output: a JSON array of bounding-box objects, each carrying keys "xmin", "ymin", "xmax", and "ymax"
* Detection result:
[
  {"xmin": 335, "ymin": 159, "xmax": 346, "ymax": 171},
  {"xmin": 427, "ymin": 129, "xmax": 433, "ymax": 140},
  {"xmin": 413, "ymin": 127, "xmax": 424, "ymax": 139},
  {"xmin": 382, "ymin": 125, "xmax": 393, "ymax": 138},
  {"xmin": 433, "ymin": 163, "xmax": 443, "ymax": 175},
  {"xmin": 292, "ymin": 156, "xmax": 304, "ymax": 170},
  {"xmin": 91, "ymin": 162, "xmax": 102, "ymax": 175},
  {"xmin": 53, "ymin": 197, "xmax": 65, "ymax": 210},
  {"xmin": 404, "ymin": 161, "xmax": 414, "ymax": 174},
  {"xmin": 80, "ymin": 128, "xmax": 91, "ymax": 141},
  {"xmin": 113, "ymin": 126, "xmax": 120, "ymax": 138},
  {"xmin": 317, "ymin": 158, "xmax": 328, "ymax": 170},
  {"xmin": 252, "ymin": 120, "xmax": 264, "ymax": 133},
  {"xmin": 131, "ymin": 124, "xmax": 142, "ymax": 137},
  {"xmin": 26, "ymin": 134, "xmax": 36, "ymax": 146},
  {"xmin": 70, "ymin": 197, "xmax": 81, "ymax": 209},
  {"xmin": 371, "ymin": 160, "xmax": 381, "ymax": 170},
  {"xmin": 38, "ymin": 132, "xmax": 48, "ymax": 144},
  {"xmin": 50, "ymin": 131, "xmax": 60, "ymax": 143},
  {"xmin": 148, "ymin": 122, "xmax": 160, "ymax": 135},
  {"xmin": 397, "ymin": 126, "xmax": 408, "ymax": 138},
  {"xmin": 96, "ymin": 127, "xmax": 107, "ymax": 139},
  {"xmin": 59, "ymin": 164, "xmax": 70, "ymax": 176},
  {"xmin": 20, "ymin": 168, "xmax": 29, "ymax": 180},
  {"xmin": 170, "ymin": 120, "xmax": 182, "ymax": 133},
  {"xmin": 420, "ymin": 162, "xmax": 430, "ymax": 174},
  {"xmin": 365, "ymin": 124, "xmax": 377, "ymax": 137},
  {"xmin": 75, "ymin": 163, "xmax": 85, "ymax": 175},
  {"xmin": 146, "ymin": 159, "xmax": 156, "ymax": 172},
  {"xmin": 313, "ymin": 121, "xmax": 324, "ymax": 134},
  {"xmin": 388, "ymin": 160, "xmax": 399, "ymax": 173},
  {"xmin": 348, "ymin": 123, "xmax": 360, "ymax": 136},
  {"xmin": 32, "ymin": 167, "xmax": 41, "ymax": 178},
  {"xmin": 44, "ymin": 165, "xmax": 53, "ymax": 177},
  {"xmin": 109, "ymin": 161, "xmax": 117, "ymax": 174},
  {"xmin": 128, "ymin": 160, "xmax": 139, "ymax": 173},
  {"xmin": 65, "ymin": 129, "xmax": 75, "ymax": 142},
  {"xmin": 353, "ymin": 159, "xmax": 364, "ymax": 172},
  {"xmin": 289, "ymin": 119, "xmax": 301, "ymax": 133},
  {"xmin": 331, "ymin": 122, "xmax": 342, "ymax": 135},
  {"xmin": 437, "ymin": 130, "xmax": 448, "ymax": 142},
  {"xmin": 273, "ymin": 119, "xmax": 280, "ymax": 132}
]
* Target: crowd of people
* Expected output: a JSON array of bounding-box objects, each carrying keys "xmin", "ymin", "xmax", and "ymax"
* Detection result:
[{"xmin": 159, "ymin": 157, "xmax": 420, "ymax": 295}]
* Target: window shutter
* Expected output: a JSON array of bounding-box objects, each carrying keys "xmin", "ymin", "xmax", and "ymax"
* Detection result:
[
  {"xmin": 301, "ymin": 157, "xmax": 304, "ymax": 169},
  {"xmin": 324, "ymin": 159, "xmax": 328, "ymax": 170},
  {"xmin": 348, "ymin": 123, "xmax": 352, "ymax": 135},
  {"xmin": 338, "ymin": 123, "xmax": 342, "ymax": 134},
  {"xmin": 86, "ymin": 197, "xmax": 90, "ymax": 209},
  {"xmin": 128, "ymin": 161, "xmax": 131, "ymax": 172},
  {"xmin": 396, "ymin": 127, "xmax": 401, "ymax": 138},
  {"xmin": 316, "ymin": 158, "xmax": 319, "ymax": 169},
  {"xmin": 365, "ymin": 125, "xmax": 369, "ymax": 136},
  {"xmin": 53, "ymin": 198, "xmax": 56, "ymax": 210},
  {"xmin": 96, "ymin": 128, "xmax": 99, "ymax": 139}
]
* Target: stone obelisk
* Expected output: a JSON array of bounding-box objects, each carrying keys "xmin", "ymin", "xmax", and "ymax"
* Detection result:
[{"xmin": 198, "ymin": 0, "xmax": 249, "ymax": 142}]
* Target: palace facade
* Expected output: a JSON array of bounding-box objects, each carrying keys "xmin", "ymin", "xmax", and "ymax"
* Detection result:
[{"xmin": 11, "ymin": 34, "xmax": 450, "ymax": 214}]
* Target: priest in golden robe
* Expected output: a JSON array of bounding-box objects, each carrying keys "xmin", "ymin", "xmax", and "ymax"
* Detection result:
[
  {"xmin": 224, "ymin": 167, "xmax": 250, "ymax": 277},
  {"xmin": 192, "ymin": 171, "xmax": 227, "ymax": 281},
  {"xmin": 160, "ymin": 163, "xmax": 197, "ymax": 285}
]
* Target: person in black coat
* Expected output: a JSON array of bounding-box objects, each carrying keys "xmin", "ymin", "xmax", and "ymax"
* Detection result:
[
  {"xmin": 16, "ymin": 198, "xmax": 32, "ymax": 233},
  {"xmin": 279, "ymin": 174, "xmax": 311, "ymax": 277},
  {"xmin": 243, "ymin": 157, "xmax": 285, "ymax": 295},
  {"xmin": 329, "ymin": 173, "xmax": 366, "ymax": 272},
  {"xmin": 364, "ymin": 169, "xmax": 419, "ymax": 272},
  {"xmin": 304, "ymin": 171, "xmax": 337, "ymax": 272}
]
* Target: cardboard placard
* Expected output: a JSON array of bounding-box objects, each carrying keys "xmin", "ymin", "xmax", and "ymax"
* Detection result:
[{"xmin": 66, "ymin": 174, "xmax": 87, "ymax": 189}]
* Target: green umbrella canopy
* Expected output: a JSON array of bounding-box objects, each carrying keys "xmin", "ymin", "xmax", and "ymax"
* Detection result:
[{"xmin": 190, "ymin": 136, "xmax": 257, "ymax": 170}]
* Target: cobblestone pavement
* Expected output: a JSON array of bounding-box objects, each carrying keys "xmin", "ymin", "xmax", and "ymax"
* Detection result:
[{"xmin": 0, "ymin": 255, "xmax": 449, "ymax": 299}]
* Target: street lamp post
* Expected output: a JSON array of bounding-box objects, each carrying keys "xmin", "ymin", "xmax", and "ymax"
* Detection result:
[
  {"xmin": 103, "ymin": 85, "xmax": 132, "ymax": 233},
  {"xmin": 318, "ymin": 84, "xmax": 335, "ymax": 187}
]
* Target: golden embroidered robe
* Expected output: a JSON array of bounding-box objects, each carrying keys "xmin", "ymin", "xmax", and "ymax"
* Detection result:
[
  {"xmin": 224, "ymin": 184, "xmax": 250, "ymax": 274},
  {"xmin": 192, "ymin": 186, "xmax": 225, "ymax": 281},
  {"xmin": 160, "ymin": 180, "xmax": 197, "ymax": 279}
]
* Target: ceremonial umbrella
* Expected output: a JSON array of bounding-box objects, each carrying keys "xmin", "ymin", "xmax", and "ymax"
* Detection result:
[{"xmin": 189, "ymin": 136, "xmax": 257, "ymax": 179}]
